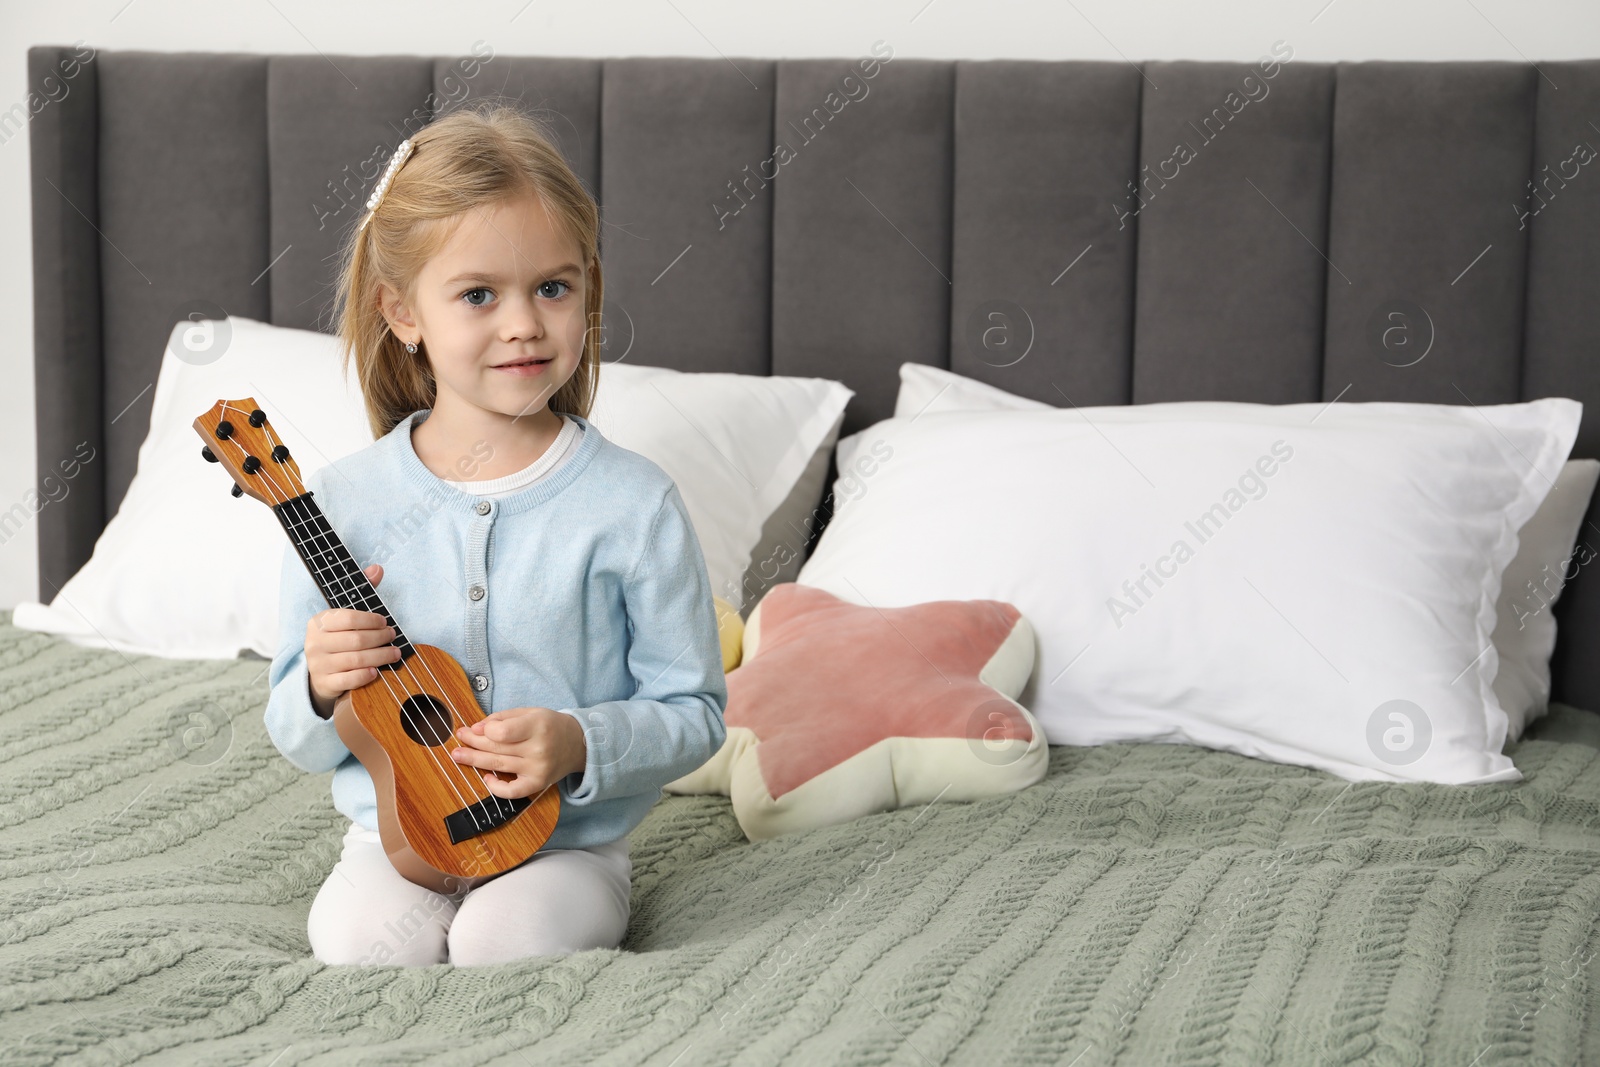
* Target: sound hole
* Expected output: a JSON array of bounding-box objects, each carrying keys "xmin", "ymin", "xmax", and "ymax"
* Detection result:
[{"xmin": 399, "ymin": 694, "xmax": 454, "ymax": 747}]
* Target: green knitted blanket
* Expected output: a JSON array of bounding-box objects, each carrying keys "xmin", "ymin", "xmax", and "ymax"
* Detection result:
[{"xmin": 3, "ymin": 610, "xmax": 1598, "ymax": 1066}]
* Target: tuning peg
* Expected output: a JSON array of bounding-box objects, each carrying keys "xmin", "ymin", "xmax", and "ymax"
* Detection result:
[
  {"xmin": 231, "ymin": 484, "xmax": 243, "ymax": 498},
  {"xmin": 201, "ymin": 445, "xmax": 219, "ymax": 463},
  {"xmin": 249, "ymin": 408, "xmax": 266, "ymax": 427},
  {"xmin": 215, "ymin": 420, "xmax": 233, "ymax": 439}
]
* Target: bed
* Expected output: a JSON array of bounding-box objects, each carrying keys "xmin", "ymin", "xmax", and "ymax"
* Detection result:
[
  {"xmin": 14, "ymin": 44, "xmax": 1600, "ymax": 1064},
  {"xmin": 4, "ymin": 613, "xmax": 1599, "ymax": 1065}
]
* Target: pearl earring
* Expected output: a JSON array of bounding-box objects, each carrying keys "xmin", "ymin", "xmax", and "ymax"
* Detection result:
[{"xmin": 405, "ymin": 340, "xmax": 418, "ymax": 354}]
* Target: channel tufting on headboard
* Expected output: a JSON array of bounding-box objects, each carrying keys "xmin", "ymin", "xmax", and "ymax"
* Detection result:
[{"xmin": 27, "ymin": 44, "xmax": 1600, "ymax": 706}]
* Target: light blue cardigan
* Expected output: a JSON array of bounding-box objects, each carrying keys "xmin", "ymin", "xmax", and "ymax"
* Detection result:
[{"xmin": 262, "ymin": 408, "xmax": 729, "ymax": 851}]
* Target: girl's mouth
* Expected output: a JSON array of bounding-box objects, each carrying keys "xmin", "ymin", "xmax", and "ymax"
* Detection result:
[{"xmin": 494, "ymin": 357, "xmax": 553, "ymax": 376}]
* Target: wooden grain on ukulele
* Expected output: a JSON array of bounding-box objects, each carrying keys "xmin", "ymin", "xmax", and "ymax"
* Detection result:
[{"xmin": 193, "ymin": 398, "xmax": 559, "ymax": 892}]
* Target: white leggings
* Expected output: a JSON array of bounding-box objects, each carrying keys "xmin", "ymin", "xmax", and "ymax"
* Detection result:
[{"xmin": 307, "ymin": 821, "xmax": 632, "ymax": 967}]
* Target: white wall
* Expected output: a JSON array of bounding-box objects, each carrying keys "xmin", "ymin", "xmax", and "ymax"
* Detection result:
[{"xmin": 4, "ymin": 0, "xmax": 1599, "ymax": 607}]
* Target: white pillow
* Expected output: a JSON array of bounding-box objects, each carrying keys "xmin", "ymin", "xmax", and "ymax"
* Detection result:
[
  {"xmin": 803, "ymin": 394, "xmax": 1582, "ymax": 784},
  {"xmin": 14, "ymin": 316, "xmax": 375, "ymax": 659},
  {"xmin": 868, "ymin": 362, "xmax": 1600, "ymax": 740},
  {"xmin": 896, "ymin": 362, "xmax": 1053, "ymax": 417},
  {"xmin": 1493, "ymin": 459, "xmax": 1600, "ymax": 735},
  {"xmin": 584, "ymin": 362, "xmax": 852, "ymax": 613},
  {"xmin": 15, "ymin": 317, "xmax": 853, "ymax": 658},
  {"xmin": 836, "ymin": 362, "xmax": 1051, "ymax": 470}
]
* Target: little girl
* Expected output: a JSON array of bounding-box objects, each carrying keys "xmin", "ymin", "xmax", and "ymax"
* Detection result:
[{"xmin": 262, "ymin": 102, "xmax": 729, "ymax": 967}]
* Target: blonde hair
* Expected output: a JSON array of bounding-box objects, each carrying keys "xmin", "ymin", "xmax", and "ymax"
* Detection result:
[{"xmin": 332, "ymin": 100, "xmax": 603, "ymax": 440}]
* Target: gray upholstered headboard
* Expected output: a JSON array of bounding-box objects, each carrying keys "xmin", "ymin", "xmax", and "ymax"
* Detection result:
[{"xmin": 27, "ymin": 45, "xmax": 1600, "ymax": 707}]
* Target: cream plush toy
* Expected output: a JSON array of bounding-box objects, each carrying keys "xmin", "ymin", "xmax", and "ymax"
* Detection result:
[{"xmin": 671, "ymin": 584, "xmax": 1047, "ymax": 841}]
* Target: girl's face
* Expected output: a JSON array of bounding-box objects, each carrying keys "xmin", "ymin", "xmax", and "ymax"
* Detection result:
[{"xmin": 380, "ymin": 192, "xmax": 588, "ymax": 425}]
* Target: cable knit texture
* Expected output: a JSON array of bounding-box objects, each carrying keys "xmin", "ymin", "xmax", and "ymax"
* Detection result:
[{"xmin": 2, "ymin": 610, "xmax": 1598, "ymax": 1065}]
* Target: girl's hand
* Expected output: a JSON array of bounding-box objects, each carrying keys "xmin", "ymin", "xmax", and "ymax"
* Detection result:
[
  {"xmin": 306, "ymin": 564, "xmax": 401, "ymax": 720},
  {"xmin": 449, "ymin": 706, "xmax": 588, "ymax": 799}
]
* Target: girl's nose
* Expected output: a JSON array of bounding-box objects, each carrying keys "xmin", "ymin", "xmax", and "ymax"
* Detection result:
[{"xmin": 503, "ymin": 297, "xmax": 544, "ymax": 342}]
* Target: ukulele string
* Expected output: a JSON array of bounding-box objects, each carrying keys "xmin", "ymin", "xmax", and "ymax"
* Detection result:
[
  {"xmin": 253, "ymin": 425, "xmax": 520, "ymax": 829},
  {"xmin": 233, "ymin": 461, "xmax": 468, "ymax": 780},
  {"xmin": 276, "ymin": 493, "xmax": 496, "ymax": 825},
  {"xmin": 247, "ymin": 409, "xmax": 518, "ymax": 825},
  {"xmin": 218, "ymin": 414, "xmax": 497, "ymax": 826},
  {"xmin": 217, "ymin": 423, "xmax": 486, "ymax": 825}
]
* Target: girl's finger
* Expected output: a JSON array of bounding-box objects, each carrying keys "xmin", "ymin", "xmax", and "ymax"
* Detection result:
[
  {"xmin": 455, "ymin": 725, "xmax": 511, "ymax": 752},
  {"xmin": 482, "ymin": 773, "xmax": 536, "ymax": 800},
  {"xmin": 451, "ymin": 747, "xmax": 517, "ymax": 774},
  {"xmin": 479, "ymin": 712, "xmax": 534, "ymax": 745},
  {"xmin": 331, "ymin": 668, "xmax": 380, "ymax": 691}
]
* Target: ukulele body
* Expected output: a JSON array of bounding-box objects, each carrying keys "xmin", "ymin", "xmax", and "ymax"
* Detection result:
[{"xmin": 331, "ymin": 642, "xmax": 562, "ymax": 893}]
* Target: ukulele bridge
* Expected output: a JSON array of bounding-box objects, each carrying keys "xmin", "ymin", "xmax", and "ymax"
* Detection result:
[{"xmin": 444, "ymin": 793, "xmax": 533, "ymax": 845}]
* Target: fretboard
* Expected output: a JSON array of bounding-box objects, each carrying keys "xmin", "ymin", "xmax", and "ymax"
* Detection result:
[{"xmin": 273, "ymin": 490, "xmax": 414, "ymax": 661}]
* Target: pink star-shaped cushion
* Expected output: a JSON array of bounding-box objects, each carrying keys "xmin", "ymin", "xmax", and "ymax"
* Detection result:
[{"xmin": 665, "ymin": 583, "xmax": 1048, "ymax": 840}]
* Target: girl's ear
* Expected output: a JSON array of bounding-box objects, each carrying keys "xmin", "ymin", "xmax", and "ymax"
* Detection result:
[{"xmin": 376, "ymin": 281, "xmax": 418, "ymax": 337}]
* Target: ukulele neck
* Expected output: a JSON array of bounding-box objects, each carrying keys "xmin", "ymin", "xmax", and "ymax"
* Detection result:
[{"xmin": 274, "ymin": 489, "xmax": 414, "ymax": 658}]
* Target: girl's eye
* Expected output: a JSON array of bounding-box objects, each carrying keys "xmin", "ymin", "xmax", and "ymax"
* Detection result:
[{"xmin": 461, "ymin": 281, "xmax": 569, "ymax": 308}]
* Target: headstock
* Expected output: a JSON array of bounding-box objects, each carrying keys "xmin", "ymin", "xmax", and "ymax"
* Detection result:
[{"xmin": 193, "ymin": 398, "xmax": 307, "ymax": 507}]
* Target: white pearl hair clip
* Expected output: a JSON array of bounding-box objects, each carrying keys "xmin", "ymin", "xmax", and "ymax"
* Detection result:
[{"xmin": 358, "ymin": 138, "xmax": 416, "ymax": 232}]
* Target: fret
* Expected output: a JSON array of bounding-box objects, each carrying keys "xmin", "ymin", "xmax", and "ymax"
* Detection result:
[{"xmin": 274, "ymin": 491, "xmax": 415, "ymax": 662}]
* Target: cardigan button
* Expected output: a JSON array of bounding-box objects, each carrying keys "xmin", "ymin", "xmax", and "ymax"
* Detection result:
[
  {"xmin": 475, "ymin": 500, "xmax": 491, "ymax": 515},
  {"xmin": 473, "ymin": 674, "xmax": 488, "ymax": 691},
  {"xmin": 468, "ymin": 585, "xmax": 485, "ymax": 601}
]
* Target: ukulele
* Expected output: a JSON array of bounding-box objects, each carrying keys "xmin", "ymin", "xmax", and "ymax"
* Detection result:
[{"xmin": 194, "ymin": 397, "xmax": 559, "ymax": 893}]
